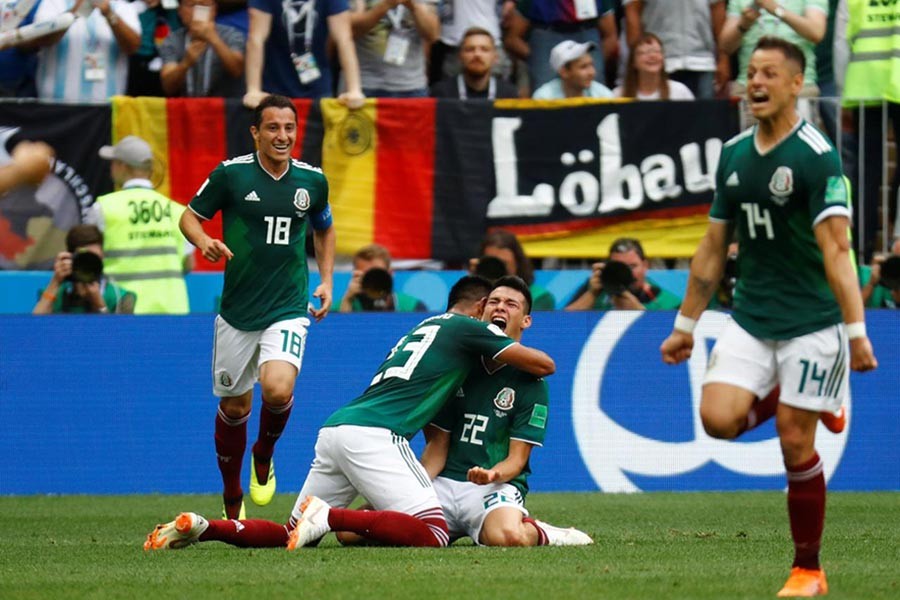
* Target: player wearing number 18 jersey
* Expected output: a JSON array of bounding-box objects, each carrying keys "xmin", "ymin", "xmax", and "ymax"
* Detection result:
[
  {"xmin": 660, "ymin": 37, "xmax": 877, "ymax": 597},
  {"xmin": 179, "ymin": 94, "xmax": 336, "ymax": 520}
]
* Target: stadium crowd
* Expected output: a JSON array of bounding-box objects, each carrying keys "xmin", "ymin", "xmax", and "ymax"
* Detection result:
[{"xmin": 1, "ymin": 0, "xmax": 898, "ymax": 310}]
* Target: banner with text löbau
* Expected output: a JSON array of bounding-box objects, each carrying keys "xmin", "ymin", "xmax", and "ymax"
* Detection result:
[{"xmin": 1, "ymin": 311, "xmax": 896, "ymax": 495}]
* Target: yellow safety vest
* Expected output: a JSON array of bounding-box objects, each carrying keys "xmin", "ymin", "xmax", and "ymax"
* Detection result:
[
  {"xmin": 843, "ymin": 0, "xmax": 900, "ymax": 104},
  {"xmin": 97, "ymin": 184, "xmax": 190, "ymax": 314}
]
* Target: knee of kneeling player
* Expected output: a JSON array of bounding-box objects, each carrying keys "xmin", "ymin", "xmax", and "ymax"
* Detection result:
[{"xmin": 481, "ymin": 523, "xmax": 531, "ymax": 547}]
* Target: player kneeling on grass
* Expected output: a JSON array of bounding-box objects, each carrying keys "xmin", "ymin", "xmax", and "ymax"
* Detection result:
[
  {"xmin": 336, "ymin": 276, "xmax": 591, "ymax": 548},
  {"xmin": 660, "ymin": 36, "xmax": 878, "ymax": 598},
  {"xmin": 145, "ymin": 276, "xmax": 556, "ymax": 551}
]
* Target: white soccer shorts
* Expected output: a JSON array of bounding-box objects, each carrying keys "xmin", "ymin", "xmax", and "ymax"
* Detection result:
[
  {"xmin": 433, "ymin": 476, "xmax": 528, "ymax": 545},
  {"xmin": 211, "ymin": 315, "xmax": 310, "ymax": 397},
  {"xmin": 290, "ymin": 425, "xmax": 443, "ymax": 524},
  {"xmin": 704, "ymin": 317, "xmax": 849, "ymax": 413}
]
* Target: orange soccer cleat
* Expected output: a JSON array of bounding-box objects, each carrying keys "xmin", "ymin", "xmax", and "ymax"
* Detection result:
[
  {"xmin": 820, "ymin": 407, "xmax": 846, "ymax": 434},
  {"xmin": 776, "ymin": 567, "xmax": 828, "ymax": 597}
]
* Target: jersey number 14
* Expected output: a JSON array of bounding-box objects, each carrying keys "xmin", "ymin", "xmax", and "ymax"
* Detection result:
[{"xmin": 741, "ymin": 203, "xmax": 774, "ymax": 240}]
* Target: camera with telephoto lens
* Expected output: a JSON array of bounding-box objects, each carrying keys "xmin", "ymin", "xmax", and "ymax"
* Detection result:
[
  {"xmin": 474, "ymin": 255, "xmax": 508, "ymax": 283},
  {"xmin": 357, "ymin": 267, "xmax": 394, "ymax": 311},
  {"xmin": 880, "ymin": 255, "xmax": 900, "ymax": 291},
  {"xmin": 600, "ymin": 260, "xmax": 636, "ymax": 296},
  {"xmin": 68, "ymin": 250, "xmax": 103, "ymax": 284}
]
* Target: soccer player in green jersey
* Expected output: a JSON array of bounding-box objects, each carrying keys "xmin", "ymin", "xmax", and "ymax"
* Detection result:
[
  {"xmin": 422, "ymin": 276, "xmax": 592, "ymax": 547},
  {"xmin": 144, "ymin": 276, "xmax": 555, "ymax": 551},
  {"xmin": 660, "ymin": 37, "xmax": 877, "ymax": 597},
  {"xmin": 179, "ymin": 94, "xmax": 336, "ymax": 520}
]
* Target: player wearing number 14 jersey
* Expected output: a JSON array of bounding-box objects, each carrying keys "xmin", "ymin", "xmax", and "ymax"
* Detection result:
[
  {"xmin": 179, "ymin": 94, "xmax": 336, "ymax": 520},
  {"xmin": 660, "ymin": 37, "xmax": 877, "ymax": 597}
]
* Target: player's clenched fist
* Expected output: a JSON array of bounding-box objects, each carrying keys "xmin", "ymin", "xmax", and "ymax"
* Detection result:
[
  {"xmin": 849, "ymin": 337, "xmax": 878, "ymax": 372},
  {"xmin": 199, "ymin": 238, "xmax": 233, "ymax": 262},
  {"xmin": 660, "ymin": 330, "xmax": 694, "ymax": 365}
]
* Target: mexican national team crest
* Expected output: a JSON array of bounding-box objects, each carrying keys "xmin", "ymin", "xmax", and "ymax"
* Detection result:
[
  {"xmin": 294, "ymin": 188, "xmax": 311, "ymax": 212},
  {"xmin": 768, "ymin": 166, "xmax": 793, "ymax": 206},
  {"xmin": 493, "ymin": 387, "xmax": 515, "ymax": 411},
  {"xmin": 219, "ymin": 371, "xmax": 232, "ymax": 388}
]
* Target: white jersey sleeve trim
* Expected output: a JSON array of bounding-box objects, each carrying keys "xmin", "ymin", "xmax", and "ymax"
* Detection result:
[
  {"xmin": 709, "ymin": 216, "xmax": 732, "ymax": 223},
  {"xmin": 812, "ymin": 205, "xmax": 852, "ymax": 228},
  {"xmin": 427, "ymin": 422, "xmax": 452, "ymax": 433},
  {"xmin": 509, "ymin": 436, "xmax": 542, "ymax": 447},
  {"xmin": 188, "ymin": 204, "xmax": 212, "ymax": 221},
  {"xmin": 491, "ymin": 341, "xmax": 518, "ymax": 360}
]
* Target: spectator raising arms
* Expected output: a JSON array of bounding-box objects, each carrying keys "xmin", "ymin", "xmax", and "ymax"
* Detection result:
[{"xmin": 615, "ymin": 32, "xmax": 695, "ymax": 100}]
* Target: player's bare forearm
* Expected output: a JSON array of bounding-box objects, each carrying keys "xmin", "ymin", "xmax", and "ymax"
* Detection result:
[
  {"xmin": 313, "ymin": 225, "xmax": 335, "ymax": 289},
  {"xmin": 478, "ymin": 441, "xmax": 532, "ymax": 483},
  {"xmin": 495, "ymin": 343, "xmax": 555, "ymax": 377},
  {"xmin": 421, "ymin": 425, "xmax": 450, "ymax": 480},
  {"xmin": 681, "ymin": 222, "xmax": 730, "ymax": 319},
  {"xmin": 815, "ymin": 216, "xmax": 864, "ymax": 325},
  {"xmin": 179, "ymin": 209, "xmax": 208, "ymax": 248}
]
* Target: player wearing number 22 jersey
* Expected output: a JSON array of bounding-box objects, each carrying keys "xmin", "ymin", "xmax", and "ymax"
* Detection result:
[{"xmin": 143, "ymin": 276, "xmax": 554, "ymax": 552}]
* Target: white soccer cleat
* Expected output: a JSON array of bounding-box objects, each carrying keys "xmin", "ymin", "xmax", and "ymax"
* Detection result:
[
  {"xmin": 534, "ymin": 519, "xmax": 593, "ymax": 546},
  {"xmin": 286, "ymin": 496, "xmax": 332, "ymax": 550},
  {"xmin": 143, "ymin": 512, "xmax": 209, "ymax": 551}
]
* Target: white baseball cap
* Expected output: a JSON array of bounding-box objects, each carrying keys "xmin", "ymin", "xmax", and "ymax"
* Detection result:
[
  {"xmin": 98, "ymin": 135, "xmax": 152, "ymax": 167},
  {"xmin": 549, "ymin": 40, "xmax": 597, "ymax": 71}
]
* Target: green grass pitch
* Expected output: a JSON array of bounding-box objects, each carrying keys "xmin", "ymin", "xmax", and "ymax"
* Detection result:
[{"xmin": 1, "ymin": 492, "xmax": 897, "ymax": 599}]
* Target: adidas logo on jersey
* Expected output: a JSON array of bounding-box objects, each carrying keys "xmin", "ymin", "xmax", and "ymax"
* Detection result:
[
  {"xmin": 244, "ymin": 191, "xmax": 261, "ymax": 202},
  {"xmin": 726, "ymin": 172, "xmax": 740, "ymax": 187}
]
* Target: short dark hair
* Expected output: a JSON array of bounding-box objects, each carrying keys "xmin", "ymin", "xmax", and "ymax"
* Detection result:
[
  {"xmin": 66, "ymin": 224, "xmax": 103, "ymax": 252},
  {"xmin": 254, "ymin": 94, "xmax": 298, "ymax": 129},
  {"xmin": 754, "ymin": 36, "xmax": 806, "ymax": 75},
  {"xmin": 460, "ymin": 26, "xmax": 495, "ymax": 50},
  {"xmin": 479, "ymin": 229, "xmax": 534, "ymax": 285},
  {"xmin": 609, "ymin": 237, "xmax": 645, "ymax": 260},
  {"xmin": 447, "ymin": 275, "xmax": 492, "ymax": 311},
  {"xmin": 491, "ymin": 275, "xmax": 533, "ymax": 314}
]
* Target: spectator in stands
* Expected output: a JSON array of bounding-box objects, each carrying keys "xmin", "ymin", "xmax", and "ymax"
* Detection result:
[
  {"xmin": 338, "ymin": 243, "xmax": 426, "ymax": 312},
  {"xmin": 0, "ymin": 140, "xmax": 54, "ymax": 194},
  {"xmin": 127, "ymin": 0, "xmax": 181, "ymax": 96},
  {"xmin": 504, "ymin": 0, "xmax": 618, "ymax": 92},
  {"xmin": 623, "ymin": 0, "xmax": 728, "ymax": 99},
  {"xmin": 430, "ymin": 26, "xmax": 519, "ymax": 99},
  {"xmin": 532, "ymin": 40, "xmax": 613, "ymax": 99},
  {"xmin": 860, "ymin": 241, "xmax": 900, "ymax": 309},
  {"xmin": 430, "ymin": 0, "xmax": 504, "ymax": 82},
  {"xmin": 159, "ymin": 0, "xmax": 246, "ymax": 97},
  {"xmin": 243, "ymin": 0, "xmax": 364, "ymax": 109},
  {"xmin": 0, "ymin": 1, "xmax": 39, "ymax": 97},
  {"xmin": 350, "ymin": 0, "xmax": 439, "ymax": 97},
  {"xmin": 33, "ymin": 224, "xmax": 136, "ymax": 315},
  {"xmin": 470, "ymin": 230, "xmax": 556, "ymax": 310},
  {"xmin": 32, "ymin": 0, "xmax": 142, "ymax": 102},
  {"xmin": 814, "ymin": 0, "xmax": 839, "ymax": 142},
  {"xmin": 85, "ymin": 135, "xmax": 193, "ymax": 314},
  {"xmin": 216, "ymin": 0, "xmax": 250, "ymax": 33},
  {"xmin": 614, "ymin": 32, "xmax": 695, "ymax": 100},
  {"xmin": 719, "ymin": 0, "xmax": 826, "ymax": 99},
  {"xmin": 565, "ymin": 237, "xmax": 681, "ymax": 310}
]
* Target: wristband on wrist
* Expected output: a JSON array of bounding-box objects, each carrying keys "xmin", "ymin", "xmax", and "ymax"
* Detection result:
[
  {"xmin": 845, "ymin": 322, "xmax": 866, "ymax": 340},
  {"xmin": 673, "ymin": 313, "xmax": 697, "ymax": 335},
  {"xmin": 41, "ymin": 290, "xmax": 56, "ymax": 303}
]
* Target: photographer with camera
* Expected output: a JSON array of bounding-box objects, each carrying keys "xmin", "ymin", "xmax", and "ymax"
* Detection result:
[
  {"xmin": 338, "ymin": 243, "xmax": 426, "ymax": 312},
  {"xmin": 564, "ymin": 237, "xmax": 681, "ymax": 311},
  {"xmin": 33, "ymin": 224, "xmax": 136, "ymax": 314},
  {"xmin": 860, "ymin": 240, "xmax": 900, "ymax": 309}
]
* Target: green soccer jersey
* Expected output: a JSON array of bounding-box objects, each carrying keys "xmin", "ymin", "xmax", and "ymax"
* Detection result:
[
  {"xmin": 710, "ymin": 120, "xmax": 851, "ymax": 339},
  {"xmin": 323, "ymin": 313, "xmax": 517, "ymax": 439},
  {"xmin": 190, "ymin": 153, "xmax": 331, "ymax": 331},
  {"xmin": 432, "ymin": 362, "xmax": 549, "ymax": 496}
]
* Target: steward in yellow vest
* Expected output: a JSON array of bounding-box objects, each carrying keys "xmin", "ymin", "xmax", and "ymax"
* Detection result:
[
  {"xmin": 90, "ymin": 136, "xmax": 192, "ymax": 314},
  {"xmin": 841, "ymin": 0, "xmax": 900, "ymax": 104}
]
